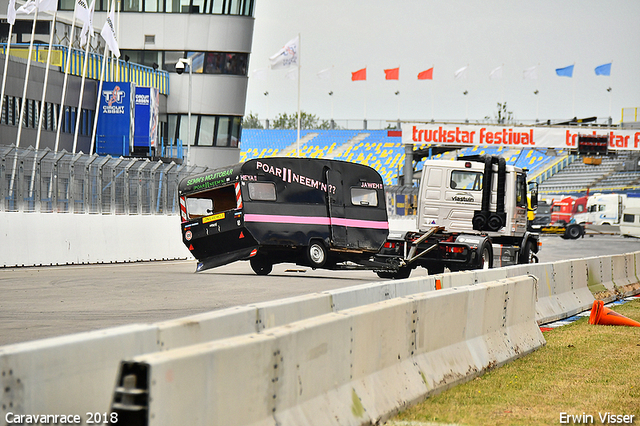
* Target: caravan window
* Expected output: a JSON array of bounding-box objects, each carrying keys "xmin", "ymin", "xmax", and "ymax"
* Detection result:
[
  {"xmin": 248, "ymin": 182, "xmax": 276, "ymax": 201},
  {"xmin": 186, "ymin": 185, "xmax": 237, "ymax": 219},
  {"xmin": 351, "ymin": 188, "xmax": 378, "ymax": 206},
  {"xmin": 450, "ymin": 171, "xmax": 482, "ymax": 191},
  {"xmin": 623, "ymin": 214, "xmax": 636, "ymax": 223}
]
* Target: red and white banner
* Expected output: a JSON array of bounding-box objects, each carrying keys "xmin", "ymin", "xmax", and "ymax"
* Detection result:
[{"xmin": 403, "ymin": 123, "xmax": 640, "ymax": 150}]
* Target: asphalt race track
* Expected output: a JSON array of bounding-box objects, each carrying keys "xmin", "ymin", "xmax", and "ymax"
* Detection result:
[{"xmin": 1, "ymin": 234, "xmax": 639, "ymax": 346}]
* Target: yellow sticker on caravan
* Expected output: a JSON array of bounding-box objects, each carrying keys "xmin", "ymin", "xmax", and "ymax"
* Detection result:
[{"xmin": 203, "ymin": 213, "xmax": 225, "ymax": 223}]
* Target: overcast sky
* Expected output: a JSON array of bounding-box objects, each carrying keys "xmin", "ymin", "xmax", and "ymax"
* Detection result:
[{"xmin": 245, "ymin": 0, "xmax": 640, "ymax": 126}]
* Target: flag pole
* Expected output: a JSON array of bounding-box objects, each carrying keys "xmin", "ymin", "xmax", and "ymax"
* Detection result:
[
  {"xmin": 0, "ymin": 13, "xmax": 15, "ymax": 121},
  {"xmin": 55, "ymin": 5, "xmax": 80, "ymax": 153},
  {"xmin": 31, "ymin": 9, "xmax": 58, "ymax": 199},
  {"xmin": 34, "ymin": 10, "xmax": 57, "ymax": 151},
  {"xmin": 90, "ymin": 45, "xmax": 109, "ymax": 156},
  {"xmin": 364, "ymin": 66, "xmax": 367, "ymax": 129},
  {"xmin": 9, "ymin": 6, "xmax": 39, "ymax": 200},
  {"xmin": 91, "ymin": 0, "xmax": 119, "ymax": 155},
  {"xmin": 296, "ymin": 32, "xmax": 301, "ymax": 157},
  {"xmin": 431, "ymin": 64, "xmax": 434, "ymax": 121},
  {"xmin": 14, "ymin": 7, "xmax": 39, "ymax": 148},
  {"xmin": 72, "ymin": 30, "xmax": 94, "ymax": 154},
  {"xmin": 572, "ymin": 62, "xmax": 576, "ymax": 118}
]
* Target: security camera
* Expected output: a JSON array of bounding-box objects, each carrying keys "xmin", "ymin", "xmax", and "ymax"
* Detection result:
[{"xmin": 175, "ymin": 60, "xmax": 185, "ymax": 75}]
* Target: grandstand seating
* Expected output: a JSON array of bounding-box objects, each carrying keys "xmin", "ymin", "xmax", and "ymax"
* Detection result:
[
  {"xmin": 238, "ymin": 129, "xmax": 634, "ymax": 191},
  {"xmin": 538, "ymin": 152, "xmax": 640, "ymax": 194}
]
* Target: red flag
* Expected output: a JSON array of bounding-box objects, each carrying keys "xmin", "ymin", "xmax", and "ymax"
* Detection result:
[
  {"xmin": 384, "ymin": 67, "xmax": 399, "ymax": 80},
  {"xmin": 351, "ymin": 68, "xmax": 366, "ymax": 81},
  {"xmin": 418, "ymin": 68, "xmax": 433, "ymax": 80}
]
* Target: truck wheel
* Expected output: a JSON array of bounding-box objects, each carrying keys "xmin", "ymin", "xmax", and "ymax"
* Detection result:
[
  {"xmin": 479, "ymin": 244, "xmax": 493, "ymax": 269},
  {"xmin": 563, "ymin": 224, "xmax": 582, "ymax": 240},
  {"xmin": 306, "ymin": 241, "xmax": 327, "ymax": 268},
  {"xmin": 519, "ymin": 240, "xmax": 537, "ymax": 264},
  {"xmin": 250, "ymin": 258, "xmax": 273, "ymax": 276}
]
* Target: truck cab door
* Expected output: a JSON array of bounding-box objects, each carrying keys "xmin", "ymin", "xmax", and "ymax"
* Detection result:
[
  {"xmin": 513, "ymin": 172, "xmax": 528, "ymax": 234},
  {"xmin": 325, "ymin": 169, "xmax": 347, "ymax": 247}
]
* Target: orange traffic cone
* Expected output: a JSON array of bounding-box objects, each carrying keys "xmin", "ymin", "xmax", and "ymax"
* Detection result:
[{"xmin": 589, "ymin": 300, "xmax": 640, "ymax": 327}]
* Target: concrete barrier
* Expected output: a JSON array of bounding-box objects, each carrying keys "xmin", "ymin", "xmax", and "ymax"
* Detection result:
[
  {"xmin": 110, "ymin": 276, "xmax": 544, "ymax": 426},
  {"xmin": 611, "ymin": 253, "xmax": 640, "ymax": 296},
  {"xmin": 0, "ymin": 281, "xmax": 434, "ymax": 419},
  {"xmin": 3, "ymin": 251, "xmax": 638, "ymax": 420},
  {"xmin": 0, "ymin": 325, "xmax": 158, "ymax": 418},
  {"xmin": 0, "ymin": 212, "xmax": 191, "ymax": 267},
  {"xmin": 325, "ymin": 277, "xmax": 436, "ymax": 311},
  {"xmin": 435, "ymin": 259, "xmax": 602, "ymax": 325},
  {"xmin": 585, "ymin": 255, "xmax": 617, "ymax": 302}
]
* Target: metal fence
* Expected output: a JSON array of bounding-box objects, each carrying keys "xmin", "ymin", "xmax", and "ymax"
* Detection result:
[{"xmin": 0, "ymin": 146, "xmax": 208, "ymax": 214}]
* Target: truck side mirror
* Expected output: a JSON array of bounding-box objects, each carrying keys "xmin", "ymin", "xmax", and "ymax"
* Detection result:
[{"xmin": 530, "ymin": 188, "xmax": 539, "ymax": 209}]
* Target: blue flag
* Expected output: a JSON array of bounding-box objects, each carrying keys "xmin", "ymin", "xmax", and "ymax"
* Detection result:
[
  {"xmin": 556, "ymin": 65, "xmax": 574, "ymax": 77},
  {"xmin": 595, "ymin": 63, "xmax": 612, "ymax": 76}
]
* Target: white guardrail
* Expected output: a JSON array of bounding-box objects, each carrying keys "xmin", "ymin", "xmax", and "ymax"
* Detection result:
[
  {"xmin": 0, "ymin": 212, "xmax": 190, "ymax": 267},
  {"xmin": 0, "ymin": 251, "xmax": 639, "ymax": 426}
]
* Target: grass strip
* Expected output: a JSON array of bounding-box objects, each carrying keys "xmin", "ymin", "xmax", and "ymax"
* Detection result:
[{"xmin": 391, "ymin": 298, "xmax": 640, "ymax": 426}]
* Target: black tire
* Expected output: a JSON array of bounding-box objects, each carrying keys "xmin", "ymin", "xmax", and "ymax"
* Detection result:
[
  {"xmin": 519, "ymin": 240, "xmax": 537, "ymax": 264},
  {"xmin": 306, "ymin": 241, "xmax": 327, "ymax": 268},
  {"xmin": 250, "ymin": 257, "xmax": 272, "ymax": 275},
  {"xmin": 478, "ymin": 243, "xmax": 493, "ymax": 269},
  {"xmin": 563, "ymin": 224, "xmax": 582, "ymax": 240}
]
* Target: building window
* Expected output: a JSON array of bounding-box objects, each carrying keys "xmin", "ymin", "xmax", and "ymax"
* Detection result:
[
  {"xmin": 61, "ymin": 0, "xmax": 254, "ymax": 15},
  {"xmin": 216, "ymin": 116, "xmax": 230, "ymax": 146},
  {"xmin": 168, "ymin": 114, "xmax": 241, "ymax": 147}
]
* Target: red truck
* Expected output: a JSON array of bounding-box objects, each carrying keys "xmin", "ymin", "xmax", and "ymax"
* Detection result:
[{"xmin": 550, "ymin": 196, "xmax": 588, "ymax": 225}]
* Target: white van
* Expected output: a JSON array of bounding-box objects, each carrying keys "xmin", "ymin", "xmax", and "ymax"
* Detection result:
[
  {"xmin": 620, "ymin": 207, "xmax": 640, "ymax": 238},
  {"xmin": 584, "ymin": 193, "xmax": 626, "ymax": 225}
]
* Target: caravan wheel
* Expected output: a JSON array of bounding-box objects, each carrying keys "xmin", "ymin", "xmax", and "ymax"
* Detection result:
[
  {"xmin": 250, "ymin": 258, "xmax": 273, "ymax": 276},
  {"xmin": 306, "ymin": 241, "xmax": 327, "ymax": 268}
]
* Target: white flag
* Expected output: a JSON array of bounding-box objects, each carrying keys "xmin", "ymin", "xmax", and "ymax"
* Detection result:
[
  {"xmin": 523, "ymin": 66, "xmax": 538, "ymax": 80},
  {"xmin": 269, "ymin": 36, "xmax": 298, "ymax": 70},
  {"xmin": 36, "ymin": 0, "xmax": 57, "ymax": 12},
  {"xmin": 251, "ymin": 68, "xmax": 267, "ymax": 81},
  {"xmin": 317, "ymin": 67, "xmax": 332, "ymax": 80},
  {"xmin": 285, "ymin": 67, "xmax": 298, "ymax": 81},
  {"xmin": 79, "ymin": 0, "xmax": 95, "ymax": 46},
  {"xmin": 100, "ymin": 2, "xmax": 120, "ymax": 57},
  {"xmin": 16, "ymin": 0, "xmax": 36, "ymax": 14},
  {"xmin": 454, "ymin": 66, "xmax": 468, "ymax": 80},
  {"xmin": 489, "ymin": 65, "xmax": 503, "ymax": 80},
  {"xmin": 7, "ymin": 0, "xmax": 16, "ymax": 25},
  {"xmin": 75, "ymin": 0, "xmax": 91, "ymax": 23}
]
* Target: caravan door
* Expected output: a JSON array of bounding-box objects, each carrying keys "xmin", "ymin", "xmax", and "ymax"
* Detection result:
[{"xmin": 326, "ymin": 169, "xmax": 347, "ymax": 247}]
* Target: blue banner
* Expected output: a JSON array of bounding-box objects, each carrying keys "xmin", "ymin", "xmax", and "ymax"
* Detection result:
[
  {"xmin": 96, "ymin": 82, "xmax": 135, "ymax": 156},
  {"xmin": 134, "ymin": 87, "xmax": 159, "ymax": 153}
]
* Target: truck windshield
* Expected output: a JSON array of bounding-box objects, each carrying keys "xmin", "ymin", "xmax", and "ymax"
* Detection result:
[
  {"xmin": 185, "ymin": 185, "xmax": 237, "ymax": 220},
  {"xmin": 450, "ymin": 171, "xmax": 482, "ymax": 190}
]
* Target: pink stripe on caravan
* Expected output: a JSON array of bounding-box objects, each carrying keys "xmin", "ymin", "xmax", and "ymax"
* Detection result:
[
  {"xmin": 244, "ymin": 214, "xmax": 330, "ymax": 225},
  {"xmin": 243, "ymin": 214, "xmax": 388, "ymax": 229}
]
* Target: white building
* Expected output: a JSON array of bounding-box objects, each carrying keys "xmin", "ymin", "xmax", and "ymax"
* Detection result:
[{"xmin": 0, "ymin": 0, "xmax": 254, "ymax": 169}]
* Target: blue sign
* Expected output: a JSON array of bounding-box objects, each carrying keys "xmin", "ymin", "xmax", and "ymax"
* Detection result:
[
  {"xmin": 134, "ymin": 87, "xmax": 159, "ymax": 153},
  {"xmin": 96, "ymin": 82, "xmax": 135, "ymax": 156}
]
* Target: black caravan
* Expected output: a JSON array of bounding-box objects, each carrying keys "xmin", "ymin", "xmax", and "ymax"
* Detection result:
[{"xmin": 178, "ymin": 158, "xmax": 389, "ymax": 275}]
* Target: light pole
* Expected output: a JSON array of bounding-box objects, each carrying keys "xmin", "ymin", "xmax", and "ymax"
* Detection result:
[
  {"xmin": 176, "ymin": 57, "xmax": 192, "ymax": 166},
  {"xmin": 463, "ymin": 90, "xmax": 469, "ymax": 123}
]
